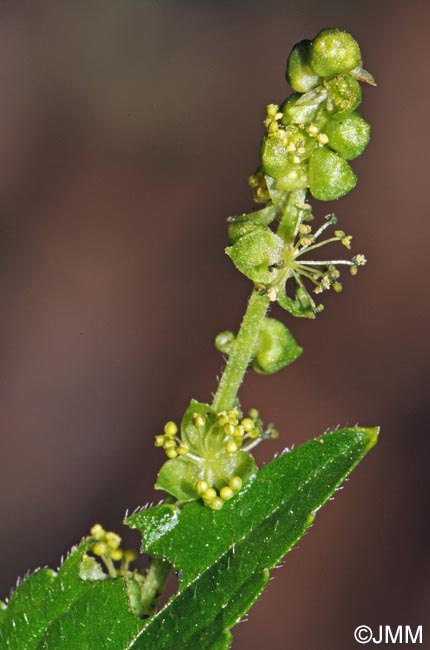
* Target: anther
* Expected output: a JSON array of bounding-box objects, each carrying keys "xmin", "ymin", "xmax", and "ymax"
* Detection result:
[
  {"xmin": 203, "ymin": 488, "xmax": 217, "ymax": 501},
  {"xmin": 193, "ymin": 414, "xmax": 205, "ymax": 428},
  {"xmin": 164, "ymin": 421, "xmax": 178, "ymax": 436},
  {"xmin": 241, "ymin": 418, "xmax": 254, "ymax": 432},
  {"xmin": 196, "ymin": 480, "xmax": 209, "ymax": 495},
  {"xmin": 226, "ymin": 441, "xmax": 239, "ymax": 453},
  {"xmin": 109, "ymin": 549, "xmax": 123, "ymax": 562},
  {"xmin": 220, "ymin": 486, "xmax": 234, "ymax": 500},
  {"xmin": 224, "ymin": 423, "xmax": 236, "ymax": 436},
  {"xmin": 90, "ymin": 524, "xmax": 105, "ymax": 540},
  {"xmin": 229, "ymin": 476, "xmax": 243, "ymax": 492},
  {"xmin": 124, "ymin": 549, "xmax": 138, "ymax": 562},
  {"xmin": 105, "ymin": 532, "xmax": 121, "ymax": 550},
  {"xmin": 209, "ymin": 497, "xmax": 224, "ymax": 511},
  {"xmin": 92, "ymin": 543, "xmax": 107, "ymax": 557}
]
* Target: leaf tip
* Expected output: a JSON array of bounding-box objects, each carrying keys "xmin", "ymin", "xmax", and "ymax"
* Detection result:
[{"xmin": 364, "ymin": 426, "xmax": 380, "ymax": 451}]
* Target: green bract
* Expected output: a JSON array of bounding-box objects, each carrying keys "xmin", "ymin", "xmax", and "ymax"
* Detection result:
[
  {"xmin": 253, "ymin": 318, "xmax": 302, "ymax": 374},
  {"xmin": 226, "ymin": 227, "xmax": 284, "ymax": 284},
  {"xmin": 286, "ymin": 40, "xmax": 320, "ymax": 93},
  {"xmin": 310, "ymin": 28, "xmax": 362, "ymax": 77},
  {"xmin": 309, "ymin": 147, "xmax": 357, "ymax": 200},
  {"xmin": 326, "ymin": 112, "xmax": 371, "ymax": 159}
]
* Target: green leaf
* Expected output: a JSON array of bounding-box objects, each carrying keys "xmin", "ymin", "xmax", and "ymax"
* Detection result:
[
  {"xmin": 125, "ymin": 426, "xmax": 378, "ymax": 648},
  {"xmin": 1, "ymin": 427, "xmax": 378, "ymax": 650},
  {"xmin": 0, "ymin": 540, "xmax": 141, "ymax": 650}
]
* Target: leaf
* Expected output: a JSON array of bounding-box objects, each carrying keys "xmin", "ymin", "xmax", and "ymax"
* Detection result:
[
  {"xmin": 125, "ymin": 426, "xmax": 378, "ymax": 648},
  {"xmin": 0, "ymin": 540, "xmax": 141, "ymax": 650},
  {"xmin": 0, "ymin": 427, "xmax": 378, "ymax": 650}
]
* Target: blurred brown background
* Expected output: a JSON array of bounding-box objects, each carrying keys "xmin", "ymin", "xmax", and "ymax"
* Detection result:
[{"xmin": 0, "ymin": 1, "xmax": 429, "ymax": 648}]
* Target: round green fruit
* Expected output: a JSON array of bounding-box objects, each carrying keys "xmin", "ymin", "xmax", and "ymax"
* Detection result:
[
  {"xmin": 260, "ymin": 135, "xmax": 290, "ymax": 178},
  {"xmin": 286, "ymin": 40, "xmax": 321, "ymax": 93},
  {"xmin": 309, "ymin": 147, "xmax": 357, "ymax": 200},
  {"xmin": 325, "ymin": 112, "xmax": 370, "ymax": 160},
  {"xmin": 310, "ymin": 28, "xmax": 362, "ymax": 78}
]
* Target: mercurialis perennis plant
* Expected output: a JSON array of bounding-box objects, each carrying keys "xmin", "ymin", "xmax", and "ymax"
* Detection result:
[{"xmin": 0, "ymin": 28, "xmax": 379, "ymax": 650}]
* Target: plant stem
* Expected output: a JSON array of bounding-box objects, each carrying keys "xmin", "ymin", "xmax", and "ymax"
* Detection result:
[
  {"xmin": 141, "ymin": 557, "xmax": 171, "ymax": 616},
  {"xmin": 212, "ymin": 289, "xmax": 270, "ymax": 412},
  {"xmin": 211, "ymin": 189, "xmax": 306, "ymax": 412},
  {"xmin": 277, "ymin": 188, "xmax": 307, "ymax": 243}
]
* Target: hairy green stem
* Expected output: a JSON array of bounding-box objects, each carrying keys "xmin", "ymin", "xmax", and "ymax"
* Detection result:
[
  {"xmin": 277, "ymin": 188, "xmax": 307, "ymax": 243},
  {"xmin": 212, "ymin": 189, "xmax": 306, "ymax": 412},
  {"xmin": 212, "ymin": 289, "xmax": 270, "ymax": 412},
  {"xmin": 141, "ymin": 557, "xmax": 170, "ymax": 616}
]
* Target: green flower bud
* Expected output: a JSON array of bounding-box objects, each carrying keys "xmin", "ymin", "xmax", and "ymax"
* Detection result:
[
  {"xmin": 309, "ymin": 28, "xmax": 362, "ymax": 78},
  {"xmin": 226, "ymin": 227, "xmax": 285, "ymax": 284},
  {"xmin": 280, "ymin": 93, "xmax": 319, "ymax": 126},
  {"xmin": 215, "ymin": 330, "xmax": 235, "ymax": 355},
  {"xmin": 325, "ymin": 111, "xmax": 371, "ymax": 160},
  {"xmin": 309, "ymin": 147, "xmax": 357, "ymax": 201},
  {"xmin": 286, "ymin": 40, "xmax": 321, "ymax": 93},
  {"xmin": 253, "ymin": 318, "xmax": 302, "ymax": 374},
  {"xmin": 325, "ymin": 74, "xmax": 361, "ymax": 117}
]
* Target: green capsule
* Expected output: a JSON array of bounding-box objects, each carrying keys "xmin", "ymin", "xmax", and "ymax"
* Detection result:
[
  {"xmin": 226, "ymin": 227, "xmax": 285, "ymax": 285},
  {"xmin": 309, "ymin": 147, "xmax": 357, "ymax": 201},
  {"xmin": 253, "ymin": 318, "xmax": 303, "ymax": 374},
  {"xmin": 286, "ymin": 40, "xmax": 321, "ymax": 93},
  {"xmin": 309, "ymin": 28, "xmax": 362, "ymax": 78},
  {"xmin": 325, "ymin": 112, "xmax": 371, "ymax": 160},
  {"xmin": 325, "ymin": 74, "xmax": 361, "ymax": 117}
]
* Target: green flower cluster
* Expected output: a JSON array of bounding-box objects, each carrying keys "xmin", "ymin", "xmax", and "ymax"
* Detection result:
[
  {"xmin": 155, "ymin": 30, "xmax": 374, "ymax": 510},
  {"xmin": 258, "ymin": 28, "xmax": 374, "ymax": 201},
  {"xmin": 226, "ymin": 28, "xmax": 373, "ymax": 321},
  {"xmin": 154, "ymin": 401, "xmax": 278, "ymax": 509}
]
